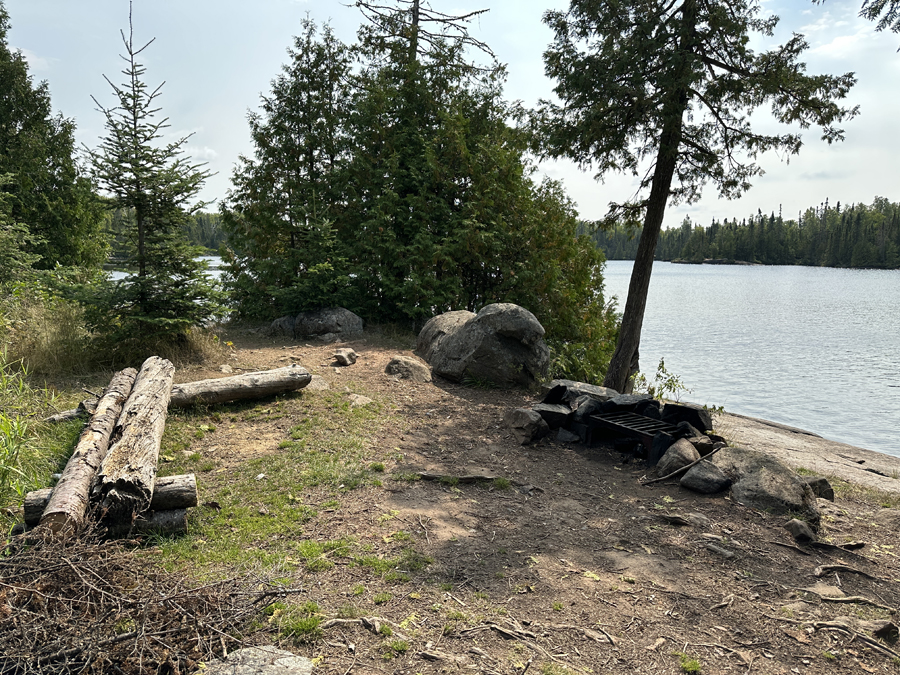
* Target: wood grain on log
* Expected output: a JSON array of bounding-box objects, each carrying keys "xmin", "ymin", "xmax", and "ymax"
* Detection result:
[
  {"xmin": 169, "ymin": 365, "xmax": 311, "ymax": 407},
  {"xmin": 39, "ymin": 368, "xmax": 138, "ymax": 533},
  {"xmin": 24, "ymin": 474, "xmax": 198, "ymax": 528},
  {"xmin": 93, "ymin": 356, "xmax": 175, "ymax": 521}
]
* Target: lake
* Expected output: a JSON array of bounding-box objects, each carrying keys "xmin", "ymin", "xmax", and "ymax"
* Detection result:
[
  {"xmin": 108, "ymin": 256, "xmax": 223, "ymax": 282},
  {"xmin": 602, "ymin": 261, "xmax": 900, "ymax": 457}
]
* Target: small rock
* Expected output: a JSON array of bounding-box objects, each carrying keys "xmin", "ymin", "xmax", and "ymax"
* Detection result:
[
  {"xmin": 318, "ymin": 332, "xmax": 338, "ymax": 343},
  {"xmin": 680, "ymin": 460, "xmax": 732, "ymax": 494},
  {"xmin": 802, "ymin": 476, "xmax": 835, "ymax": 501},
  {"xmin": 556, "ymin": 427, "xmax": 580, "ymax": 443},
  {"xmin": 204, "ymin": 646, "xmax": 313, "ymax": 675},
  {"xmin": 705, "ymin": 543, "xmax": 735, "ymax": 559},
  {"xmin": 685, "ymin": 512, "xmax": 711, "ymax": 528},
  {"xmin": 385, "ymin": 355, "xmax": 432, "ymax": 383},
  {"xmin": 656, "ymin": 438, "xmax": 700, "ymax": 477},
  {"xmin": 333, "ymin": 348, "xmax": 358, "ymax": 366},
  {"xmin": 785, "ymin": 518, "xmax": 817, "ymax": 544},
  {"xmin": 348, "ymin": 394, "xmax": 373, "ymax": 408},
  {"xmin": 661, "ymin": 403, "xmax": 713, "ymax": 432},
  {"xmin": 504, "ymin": 408, "xmax": 550, "ymax": 445},
  {"xmin": 305, "ymin": 375, "xmax": 331, "ymax": 391},
  {"xmin": 675, "ymin": 420, "xmax": 703, "ymax": 439},
  {"xmin": 219, "ymin": 364, "xmax": 233, "ymax": 374},
  {"xmin": 689, "ymin": 435, "xmax": 717, "ymax": 455},
  {"xmin": 803, "ymin": 582, "xmax": 844, "ymax": 599}
]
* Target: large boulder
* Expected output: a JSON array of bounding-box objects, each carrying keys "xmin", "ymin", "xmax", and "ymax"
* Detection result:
[
  {"xmin": 680, "ymin": 460, "xmax": 732, "ymax": 494},
  {"xmin": 385, "ymin": 355, "xmax": 432, "ymax": 383},
  {"xmin": 294, "ymin": 307, "xmax": 363, "ymax": 338},
  {"xmin": 656, "ymin": 438, "xmax": 700, "ymax": 476},
  {"xmin": 417, "ymin": 304, "xmax": 550, "ymax": 388},
  {"xmin": 712, "ymin": 447, "xmax": 820, "ymax": 526}
]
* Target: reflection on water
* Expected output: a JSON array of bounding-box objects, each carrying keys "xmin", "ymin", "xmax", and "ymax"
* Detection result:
[{"xmin": 603, "ymin": 261, "xmax": 900, "ymax": 457}]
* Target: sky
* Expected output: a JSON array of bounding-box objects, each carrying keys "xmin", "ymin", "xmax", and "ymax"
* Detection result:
[{"xmin": 5, "ymin": 0, "xmax": 899, "ymax": 226}]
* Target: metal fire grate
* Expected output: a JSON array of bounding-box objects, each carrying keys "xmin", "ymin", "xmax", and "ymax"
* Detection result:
[{"xmin": 587, "ymin": 411, "xmax": 680, "ymax": 450}]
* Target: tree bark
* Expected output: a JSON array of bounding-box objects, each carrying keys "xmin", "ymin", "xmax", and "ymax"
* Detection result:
[
  {"xmin": 602, "ymin": 0, "xmax": 698, "ymax": 394},
  {"xmin": 93, "ymin": 356, "xmax": 175, "ymax": 521},
  {"xmin": 38, "ymin": 368, "xmax": 138, "ymax": 533},
  {"xmin": 24, "ymin": 473, "xmax": 198, "ymax": 528},
  {"xmin": 103, "ymin": 509, "xmax": 188, "ymax": 538},
  {"xmin": 168, "ymin": 364, "xmax": 312, "ymax": 407}
]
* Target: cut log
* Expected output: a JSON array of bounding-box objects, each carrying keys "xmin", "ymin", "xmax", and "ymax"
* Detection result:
[
  {"xmin": 93, "ymin": 356, "xmax": 175, "ymax": 521},
  {"xmin": 24, "ymin": 474, "xmax": 198, "ymax": 528},
  {"xmin": 103, "ymin": 509, "xmax": 188, "ymax": 538},
  {"xmin": 168, "ymin": 364, "xmax": 312, "ymax": 407},
  {"xmin": 46, "ymin": 365, "xmax": 313, "ymax": 421},
  {"xmin": 39, "ymin": 368, "xmax": 138, "ymax": 533}
]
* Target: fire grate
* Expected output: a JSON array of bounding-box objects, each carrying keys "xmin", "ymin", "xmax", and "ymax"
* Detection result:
[{"xmin": 587, "ymin": 411, "xmax": 680, "ymax": 450}]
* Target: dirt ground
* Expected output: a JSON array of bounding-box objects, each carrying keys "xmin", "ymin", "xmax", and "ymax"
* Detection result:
[{"xmin": 167, "ymin": 327, "xmax": 900, "ymax": 675}]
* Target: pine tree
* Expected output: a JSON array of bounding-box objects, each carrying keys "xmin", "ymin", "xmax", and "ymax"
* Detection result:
[
  {"xmin": 538, "ymin": 0, "xmax": 858, "ymax": 392},
  {"xmin": 0, "ymin": 1, "xmax": 106, "ymax": 269},
  {"xmin": 86, "ymin": 7, "xmax": 222, "ymax": 354}
]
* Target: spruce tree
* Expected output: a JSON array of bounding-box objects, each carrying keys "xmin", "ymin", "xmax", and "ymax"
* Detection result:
[
  {"xmin": 87, "ymin": 8, "xmax": 221, "ymax": 354},
  {"xmin": 0, "ymin": 1, "xmax": 106, "ymax": 269}
]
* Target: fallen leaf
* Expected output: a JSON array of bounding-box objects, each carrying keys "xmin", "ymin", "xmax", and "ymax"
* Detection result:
[{"xmin": 583, "ymin": 571, "xmax": 601, "ymax": 581}]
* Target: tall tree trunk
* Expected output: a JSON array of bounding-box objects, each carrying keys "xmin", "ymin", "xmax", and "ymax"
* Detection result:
[{"xmin": 602, "ymin": 0, "xmax": 698, "ymax": 394}]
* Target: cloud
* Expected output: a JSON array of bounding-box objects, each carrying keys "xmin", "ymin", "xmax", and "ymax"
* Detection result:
[
  {"xmin": 14, "ymin": 47, "xmax": 56, "ymax": 72},
  {"xmin": 186, "ymin": 145, "xmax": 219, "ymax": 160}
]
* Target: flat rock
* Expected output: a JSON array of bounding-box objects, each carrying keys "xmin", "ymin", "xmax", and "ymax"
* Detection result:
[
  {"xmin": 204, "ymin": 646, "xmax": 313, "ymax": 675},
  {"xmin": 541, "ymin": 379, "xmax": 618, "ymax": 404},
  {"xmin": 680, "ymin": 460, "xmax": 731, "ymax": 494},
  {"xmin": 348, "ymin": 394, "xmax": 373, "ymax": 408},
  {"xmin": 656, "ymin": 438, "xmax": 700, "ymax": 477},
  {"xmin": 305, "ymin": 375, "xmax": 330, "ymax": 391},
  {"xmin": 385, "ymin": 355, "xmax": 432, "ymax": 383},
  {"xmin": 532, "ymin": 403, "xmax": 572, "ymax": 429},
  {"xmin": 556, "ymin": 427, "xmax": 580, "ymax": 443},
  {"xmin": 712, "ymin": 447, "xmax": 820, "ymax": 526},
  {"xmin": 505, "ymin": 408, "xmax": 550, "ymax": 445}
]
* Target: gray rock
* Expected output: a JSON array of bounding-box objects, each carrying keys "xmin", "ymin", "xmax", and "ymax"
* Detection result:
[
  {"xmin": 689, "ymin": 435, "xmax": 717, "ymax": 456},
  {"xmin": 603, "ymin": 393, "xmax": 654, "ymax": 412},
  {"xmin": 532, "ymin": 403, "xmax": 572, "ymax": 429},
  {"xmin": 333, "ymin": 348, "xmax": 358, "ymax": 366},
  {"xmin": 415, "ymin": 310, "xmax": 475, "ymax": 363},
  {"xmin": 317, "ymin": 332, "xmax": 338, "ymax": 343},
  {"xmin": 661, "ymin": 403, "xmax": 713, "ymax": 432},
  {"xmin": 680, "ymin": 460, "xmax": 732, "ymax": 494},
  {"xmin": 647, "ymin": 432, "xmax": 676, "ymax": 466},
  {"xmin": 803, "ymin": 476, "xmax": 835, "ymax": 501},
  {"xmin": 305, "ymin": 375, "xmax": 330, "ymax": 391},
  {"xmin": 712, "ymin": 447, "xmax": 820, "ymax": 526},
  {"xmin": 785, "ymin": 518, "xmax": 817, "ymax": 544},
  {"xmin": 556, "ymin": 427, "xmax": 581, "ymax": 443},
  {"xmin": 656, "ymin": 438, "xmax": 700, "ymax": 477},
  {"xmin": 505, "ymin": 408, "xmax": 550, "ymax": 445},
  {"xmin": 541, "ymin": 379, "xmax": 618, "ymax": 404},
  {"xmin": 219, "ymin": 364, "xmax": 233, "ymax": 374},
  {"xmin": 204, "ymin": 646, "xmax": 313, "ymax": 675},
  {"xmin": 295, "ymin": 307, "xmax": 364, "ymax": 338},
  {"xmin": 634, "ymin": 399, "xmax": 663, "ymax": 418},
  {"xmin": 347, "ymin": 394, "xmax": 374, "ymax": 408},
  {"xmin": 268, "ymin": 315, "xmax": 296, "ymax": 337},
  {"xmin": 675, "ymin": 421, "xmax": 704, "ymax": 439},
  {"xmin": 418, "ymin": 304, "xmax": 550, "ymax": 388},
  {"xmin": 385, "ymin": 355, "xmax": 432, "ymax": 383},
  {"xmin": 572, "ymin": 396, "xmax": 604, "ymax": 424}
]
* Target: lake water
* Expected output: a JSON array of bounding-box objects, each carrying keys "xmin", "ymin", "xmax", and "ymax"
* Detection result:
[
  {"xmin": 602, "ymin": 260, "xmax": 900, "ymax": 458},
  {"xmin": 108, "ymin": 256, "xmax": 223, "ymax": 282}
]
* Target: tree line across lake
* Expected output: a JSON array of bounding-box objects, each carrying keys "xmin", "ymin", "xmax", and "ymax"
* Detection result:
[{"xmin": 592, "ymin": 197, "xmax": 900, "ymax": 269}]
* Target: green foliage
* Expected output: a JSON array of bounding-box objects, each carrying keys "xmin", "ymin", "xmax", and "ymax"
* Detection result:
[
  {"xmin": 596, "ymin": 198, "xmax": 900, "ymax": 270},
  {"xmin": 85, "ymin": 15, "xmax": 224, "ymax": 359},
  {"xmin": 221, "ymin": 18, "xmax": 352, "ymax": 320},
  {"xmin": 673, "ymin": 651, "xmax": 702, "ymax": 674},
  {"xmin": 633, "ymin": 358, "xmax": 691, "ymax": 402},
  {"xmin": 0, "ymin": 4, "xmax": 107, "ymax": 270}
]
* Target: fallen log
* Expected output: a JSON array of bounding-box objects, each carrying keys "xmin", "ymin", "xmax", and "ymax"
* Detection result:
[
  {"xmin": 46, "ymin": 365, "xmax": 314, "ymax": 421},
  {"xmin": 43, "ymin": 398, "xmax": 99, "ymax": 423},
  {"xmin": 104, "ymin": 508, "xmax": 188, "ymax": 538},
  {"xmin": 24, "ymin": 474, "xmax": 198, "ymax": 528},
  {"xmin": 168, "ymin": 364, "xmax": 311, "ymax": 407},
  {"xmin": 39, "ymin": 368, "xmax": 138, "ymax": 533},
  {"xmin": 93, "ymin": 356, "xmax": 175, "ymax": 521}
]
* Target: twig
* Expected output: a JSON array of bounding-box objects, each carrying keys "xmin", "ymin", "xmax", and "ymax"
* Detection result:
[
  {"xmin": 641, "ymin": 447, "xmax": 723, "ymax": 485},
  {"xmin": 814, "ymin": 564, "xmax": 876, "ymax": 580},
  {"xmin": 83, "ymin": 388, "xmax": 102, "ymax": 398},
  {"xmin": 766, "ymin": 540, "xmax": 811, "ymax": 556},
  {"xmin": 418, "ymin": 515, "xmax": 431, "ymax": 545}
]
